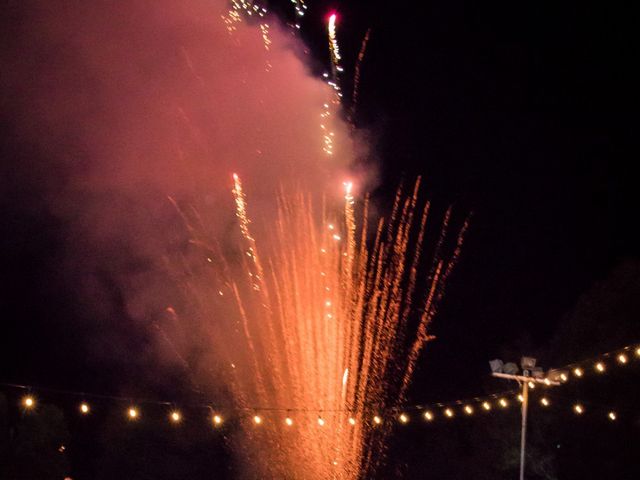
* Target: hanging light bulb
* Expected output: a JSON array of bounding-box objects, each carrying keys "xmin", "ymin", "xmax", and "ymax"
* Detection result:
[
  {"xmin": 517, "ymin": 394, "xmax": 524, "ymax": 403},
  {"xmin": 528, "ymin": 381, "xmax": 535, "ymax": 389},
  {"xmin": 317, "ymin": 417, "xmax": 326, "ymax": 426},
  {"xmin": 499, "ymin": 398, "xmax": 508, "ymax": 408},
  {"xmin": 423, "ymin": 411, "xmax": 434, "ymax": 421},
  {"xmin": 595, "ymin": 362, "xmax": 605, "ymax": 373},
  {"xmin": 170, "ymin": 411, "xmax": 182, "ymax": 423},
  {"xmin": 573, "ymin": 403, "xmax": 584, "ymax": 415},
  {"xmin": 482, "ymin": 401, "xmax": 491, "ymax": 411},
  {"xmin": 464, "ymin": 405, "xmax": 474, "ymax": 415},
  {"xmin": 398, "ymin": 413, "xmax": 409, "ymax": 424},
  {"xmin": 79, "ymin": 402, "xmax": 90, "ymax": 414},
  {"xmin": 285, "ymin": 417, "xmax": 293, "ymax": 426},
  {"xmin": 608, "ymin": 411, "xmax": 617, "ymax": 421},
  {"xmin": 128, "ymin": 407, "xmax": 139, "ymax": 419},
  {"xmin": 213, "ymin": 414, "xmax": 223, "ymax": 426},
  {"xmin": 617, "ymin": 354, "xmax": 627, "ymax": 364},
  {"xmin": 540, "ymin": 397, "xmax": 550, "ymax": 407},
  {"xmin": 560, "ymin": 373, "xmax": 568, "ymax": 382},
  {"xmin": 348, "ymin": 417, "xmax": 356, "ymax": 425},
  {"xmin": 22, "ymin": 395, "xmax": 35, "ymax": 409},
  {"xmin": 444, "ymin": 408, "xmax": 454, "ymax": 418},
  {"xmin": 372, "ymin": 415, "xmax": 382, "ymax": 425},
  {"xmin": 253, "ymin": 415, "xmax": 262, "ymax": 425},
  {"xmin": 573, "ymin": 367, "xmax": 583, "ymax": 377}
]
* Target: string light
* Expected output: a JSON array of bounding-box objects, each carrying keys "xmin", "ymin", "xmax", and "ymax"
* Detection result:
[{"xmin": 5, "ymin": 338, "xmax": 639, "ymax": 428}]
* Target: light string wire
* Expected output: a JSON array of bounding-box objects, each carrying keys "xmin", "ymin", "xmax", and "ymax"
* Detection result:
[{"xmin": 2, "ymin": 342, "xmax": 638, "ymax": 423}]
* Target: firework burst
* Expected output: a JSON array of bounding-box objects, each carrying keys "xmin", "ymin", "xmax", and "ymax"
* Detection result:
[{"xmin": 168, "ymin": 175, "xmax": 467, "ymax": 478}]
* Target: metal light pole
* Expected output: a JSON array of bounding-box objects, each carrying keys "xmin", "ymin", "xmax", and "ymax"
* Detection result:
[{"xmin": 490, "ymin": 359, "xmax": 560, "ymax": 480}]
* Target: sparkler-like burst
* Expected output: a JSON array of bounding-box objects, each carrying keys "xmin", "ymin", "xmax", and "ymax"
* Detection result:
[{"xmin": 168, "ymin": 175, "xmax": 467, "ymax": 478}]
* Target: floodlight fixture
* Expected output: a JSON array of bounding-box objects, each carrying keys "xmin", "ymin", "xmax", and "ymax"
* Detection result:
[
  {"xmin": 531, "ymin": 367, "xmax": 544, "ymax": 379},
  {"xmin": 521, "ymin": 356, "xmax": 537, "ymax": 371},
  {"xmin": 503, "ymin": 362, "xmax": 519, "ymax": 375},
  {"xmin": 489, "ymin": 359, "xmax": 504, "ymax": 373}
]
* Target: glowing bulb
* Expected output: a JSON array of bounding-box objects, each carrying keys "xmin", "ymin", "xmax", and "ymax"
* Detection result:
[
  {"xmin": 499, "ymin": 398, "xmax": 508, "ymax": 408},
  {"xmin": 464, "ymin": 405, "xmax": 474, "ymax": 415},
  {"xmin": 399, "ymin": 413, "xmax": 409, "ymax": 424},
  {"xmin": 595, "ymin": 362, "xmax": 605, "ymax": 373},
  {"xmin": 518, "ymin": 394, "xmax": 524, "ymax": 403},
  {"xmin": 348, "ymin": 417, "xmax": 356, "ymax": 425},
  {"xmin": 373, "ymin": 415, "xmax": 382, "ymax": 425},
  {"xmin": 636, "ymin": 346, "xmax": 640, "ymax": 357},
  {"xmin": 573, "ymin": 367, "xmax": 583, "ymax": 377},
  {"xmin": 423, "ymin": 411, "xmax": 434, "ymax": 421},
  {"xmin": 482, "ymin": 402, "xmax": 491, "ymax": 411},
  {"xmin": 541, "ymin": 397, "xmax": 550, "ymax": 407},
  {"xmin": 253, "ymin": 415, "xmax": 262, "ymax": 425},
  {"xmin": 213, "ymin": 414, "xmax": 223, "ymax": 426},
  {"xmin": 285, "ymin": 417, "xmax": 293, "ymax": 426},
  {"xmin": 170, "ymin": 411, "xmax": 181, "ymax": 423},
  {"xmin": 608, "ymin": 411, "xmax": 617, "ymax": 421},
  {"xmin": 444, "ymin": 408, "xmax": 454, "ymax": 418},
  {"xmin": 617, "ymin": 354, "xmax": 627, "ymax": 364},
  {"xmin": 528, "ymin": 382, "xmax": 535, "ymax": 389},
  {"xmin": 560, "ymin": 373, "xmax": 568, "ymax": 382},
  {"xmin": 128, "ymin": 407, "xmax": 138, "ymax": 419},
  {"xmin": 22, "ymin": 396, "xmax": 35, "ymax": 409},
  {"xmin": 544, "ymin": 378, "xmax": 551, "ymax": 385},
  {"xmin": 80, "ymin": 402, "xmax": 90, "ymax": 414},
  {"xmin": 573, "ymin": 404, "xmax": 584, "ymax": 415},
  {"xmin": 318, "ymin": 417, "xmax": 325, "ymax": 426}
]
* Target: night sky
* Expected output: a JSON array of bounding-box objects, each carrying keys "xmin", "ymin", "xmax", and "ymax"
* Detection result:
[{"xmin": 1, "ymin": 1, "xmax": 639, "ymax": 479}]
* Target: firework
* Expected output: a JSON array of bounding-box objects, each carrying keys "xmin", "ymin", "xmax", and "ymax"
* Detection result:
[
  {"xmin": 169, "ymin": 175, "xmax": 466, "ymax": 478},
  {"xmin": 350, "ymin": 28, "xmax": 372, "ymax": 127}
]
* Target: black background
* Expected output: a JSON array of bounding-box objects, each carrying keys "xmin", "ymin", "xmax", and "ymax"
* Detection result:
[{"xmin": 1, "ymin": 1, "xmax": 639, "ymax": 478}]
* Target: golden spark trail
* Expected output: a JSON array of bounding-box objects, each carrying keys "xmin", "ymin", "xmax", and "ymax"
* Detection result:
[
  {"xmin": 350, "ymin": 28, "xmax": 372, "ymax": 127},
  {"xmin": 170, "ymin": 175, "xmax": 466, "ymax": 478}
]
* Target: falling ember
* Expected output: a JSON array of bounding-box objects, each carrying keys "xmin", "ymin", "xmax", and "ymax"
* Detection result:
[{"xmin": 168, "ymin": 175, "xmax": 467, "ymax": 478}]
